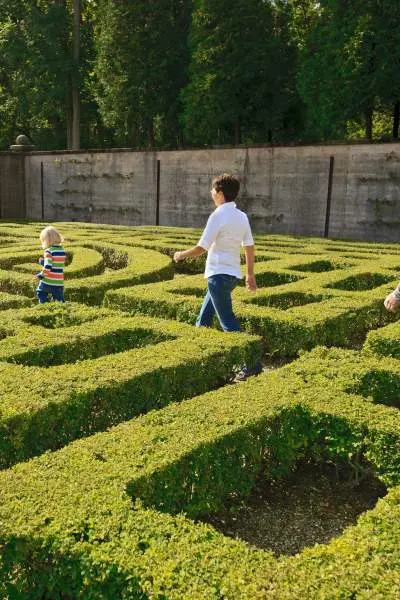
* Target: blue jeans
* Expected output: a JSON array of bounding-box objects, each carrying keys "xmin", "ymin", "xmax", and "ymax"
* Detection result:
[
  {"xmin": 196, "ymin": 274, "xmax": 241, "ymax": 332},
  {"xmin": 196, "ymin": 273, "xmax": 263, "ymax": 376},
  {"xmin": 36, "ymin": 283, "xmax": 65, "ymax": 304}
]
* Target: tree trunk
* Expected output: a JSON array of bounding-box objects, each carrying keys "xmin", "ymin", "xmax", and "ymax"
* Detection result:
[
  {"xmin": 393, "ymin": 101, "xmax": 400, "ymax": 140},
  {"xmin": 147, "ymin": 120, "xmax": 155, "ymax": 148},
  {"xmin": 127, "ymin": 113, "xmax": 140, "ymax": 148},
  {"xmin": 71, "ymin": 0, "xmax": 80, "ymax": 150},
  {"xmin": 365, "ymin": 108, "xmax": 373, "ymax": 140},
  {"xmin": 55, "ymin": 0, "xmax": 71, "ymax": 149},
  {"xmin": 66, "ymin": 87, "xmax": 73, "ymax": 149}
]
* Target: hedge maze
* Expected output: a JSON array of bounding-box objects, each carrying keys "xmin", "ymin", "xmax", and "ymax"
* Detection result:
[{"xmin": 0, "ymin": 223, "xmax": 399, "ymax": 599}]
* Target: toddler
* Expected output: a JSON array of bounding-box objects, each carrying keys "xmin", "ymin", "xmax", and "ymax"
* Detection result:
[{"xmin": 36, "ymin": 226, "xmax": 66, "ymax": 303}]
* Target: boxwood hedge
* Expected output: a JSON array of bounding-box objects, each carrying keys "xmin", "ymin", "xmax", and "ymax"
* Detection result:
[
  {"xmin": 0, "ymin": 338, "xmax": 399, "ymax": 598},
  {"xmin": 105, "ymin": 253, "xmax": 400, "ymax": 356},
  {"xmin": 0, "ymin": 303, "xmax": 261, "ymax": 468}
]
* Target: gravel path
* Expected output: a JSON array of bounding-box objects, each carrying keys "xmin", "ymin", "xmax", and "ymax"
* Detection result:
[{"xmin": 203, "ymin": 462, "xmax": 387, "ymax": 556}]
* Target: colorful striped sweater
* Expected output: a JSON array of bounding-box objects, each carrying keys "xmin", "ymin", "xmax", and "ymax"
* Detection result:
[{"xmin": 37, "ymin": 245, "xmax": 66, "ymax": 286}]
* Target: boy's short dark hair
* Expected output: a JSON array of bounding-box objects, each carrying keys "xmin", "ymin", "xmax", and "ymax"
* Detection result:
[{"xmin": 212, "ymin": 173, "xmax": 240, "ymax": 202}]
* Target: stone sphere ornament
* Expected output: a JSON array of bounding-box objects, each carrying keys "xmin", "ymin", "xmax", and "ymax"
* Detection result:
[{"xmin": 10, "ymin": 135, "xmax": 35, "ymax": 152}]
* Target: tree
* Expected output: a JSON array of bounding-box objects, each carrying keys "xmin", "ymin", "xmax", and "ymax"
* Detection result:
[
  {"xmin": 92, "ymin": 0, "xmax": 191, "ymax": 148},
  {"xmin": 297, "ymin": 0, "xmax": 400, "ymax": 140},
  {"xmin": 181, "ymin": 0, "xmax": 285, "ymax": 146},
  {"xmin": 0, "ymin": 0, "xmax": 75, "ymax": 149},
  {"xmin": 71, "ymin": 0, "xmax": 81, "ymax": 149}
]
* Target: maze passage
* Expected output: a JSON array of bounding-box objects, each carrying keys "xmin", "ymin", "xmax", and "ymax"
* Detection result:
[
  {"xmin": 105, "ymin": 251, "xmax": 399, "ymax": 355},
  {"xmin": 0, "ymin": 223, "xmax": 399, "ymax": 599},
  {"xmin": 0, "ymin": 303, "xmax": 260, "ymax": 468},
  {"xmin": 0, "ymin": 320, "xmax": 399, "ymax": 599}
]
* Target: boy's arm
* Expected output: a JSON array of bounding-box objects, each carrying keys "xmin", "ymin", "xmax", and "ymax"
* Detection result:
[
  {"xmin": 244, "ymin": 245, "xmax": 256, "ymax": 291},
  {"xmin": 242, "ymin": 217, "xmax": 256, "ymax": 291},
  {"xmin": 173, "ymin": 246, "xmax": 206, "ymax": 262},
  {"xmin": 174, "ymin": 213, "xmax": 218, "ymax": 263}
]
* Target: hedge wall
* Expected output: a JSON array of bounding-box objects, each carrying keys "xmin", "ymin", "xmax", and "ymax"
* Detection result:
[
  {"xmin": 0, "ymin": 335, "xmax": 399, "ymax": 598},
  {"xmin": 0, "ymin": 223, "xmax": 398, "ymax": 599},
  {"xmin": 0, "ymin": 303, "xmax": 260, "ymax": 468},
  {"xmin": 105, "ymin": 252, "xmax": 400, "ymax": 356}
]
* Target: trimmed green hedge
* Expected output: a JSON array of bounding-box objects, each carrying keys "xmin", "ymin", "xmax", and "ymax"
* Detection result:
[
  {"xmin": 0, "ymin": 303, "xmax": 261, "ymax": 468},
  {"xmin": 0, "ymin": 242, "xmax": 175, "ymax": 305},
  {"xmin": 0, "ymin": 291, "xmax": 32, "ymax": 310},
  {"xmin": 0, "ymin": 341, "xmax": 399, "ymax": 598},
  {"xmin": 0, "ymin": 224, "xmax": 399, "ymax": 598},
  {"xmin": 363, "ymin": 320, "xmax": 400, "ymax": 359},
  {"xmin": 105, "ymin": 253, "xmax": 400, "ymax": 356}
]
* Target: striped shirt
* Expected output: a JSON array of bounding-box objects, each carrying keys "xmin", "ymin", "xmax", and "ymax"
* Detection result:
[{"xmin": 37, "ymin": 245, "xmax": 66, "ymax": 286}]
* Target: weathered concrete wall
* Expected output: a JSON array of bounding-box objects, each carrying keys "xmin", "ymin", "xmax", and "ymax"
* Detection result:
[
  {"xmin": 25, "ymin": 151, "xmax": 158, "ymax": 225},
  {"xmin": 157, "ymin": 143, "xmax": 400, "ymax": 241},
  {"xmin": 327, "ymin": 145, "xmax": 400, "ymax": 241},
  {"xmin": 14, "ymin": 142, "xmax": 400, "ymax": 241},
  {"xmin": 158, "ymin": 146, "xmax": 334, "ymax": 236},
  {"xmin": 0, "ymin": 153, "xmax": 25, "ymax": 219}
]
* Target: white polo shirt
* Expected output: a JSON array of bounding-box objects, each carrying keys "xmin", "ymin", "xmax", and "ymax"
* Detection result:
[{"xmin": 198, "ymin": 202, "xmax": 254, "ymax": 279}]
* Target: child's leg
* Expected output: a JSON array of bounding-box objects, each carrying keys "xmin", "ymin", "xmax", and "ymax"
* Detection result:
[
  {"xmin": 206, "ymin": 274, "xmax": 241, "ymax": 332},
  {"xmin": 196, "ymin": 289, "xmax": 215, "ymax": 327},
  {"xmin": 36, "ymin": 289, "xmax": 50, "ymax": 303},
  {"xmin": 51, "ymin": 287, "xmax": 65, "ymax": 302}
]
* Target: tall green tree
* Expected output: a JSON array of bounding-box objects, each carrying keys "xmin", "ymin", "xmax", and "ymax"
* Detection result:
[
  {"xmin": 92, "ymin": 0, "xmax": 191, "ymax": 148},
  {"xmin": 0, "ymin": 0, "xmax": 75, "ymax": 149},
  {"xmin": 181, "ymin": 0, "xmax": 287, "ymax": 145},
  {"xmin": 297, "ymin": 0, "xmax": 400, "ymax": 140}
]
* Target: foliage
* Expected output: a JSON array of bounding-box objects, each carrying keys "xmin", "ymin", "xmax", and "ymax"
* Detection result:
[
  {"xmin": 180, "ymin": 0, "xmax": 297, "ymax": 145},
  {"xmin": 0, "ymin": 0, "xmax": 399, "ymax": 148},
  {"xmin": 0, "ymin": 0, "xmax": 73, "ymax": 149},
  {"xmin": 297, "ymin": 0, "xmax": 400, "ymax": 140},
  {"xmin": 91, "ymin": 0, "xmax": 191, "ymax": 148}
]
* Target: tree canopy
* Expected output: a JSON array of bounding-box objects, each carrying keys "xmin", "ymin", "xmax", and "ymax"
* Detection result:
[{"xmin": 0, "ymin": 0, "xmax": 398, "ymax": 150}]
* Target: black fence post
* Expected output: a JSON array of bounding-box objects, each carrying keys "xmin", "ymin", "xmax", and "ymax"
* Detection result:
[
  {"xmin": 41, "ymin": 162, "xmax": 44, "ymax": 220},
  {"xmin": 324, "ymin": 156, "xmax": 334, "ymax": 238},
  {"xmin": 156, "ymin": 159, "xmax": 160, "ymax": 226}
]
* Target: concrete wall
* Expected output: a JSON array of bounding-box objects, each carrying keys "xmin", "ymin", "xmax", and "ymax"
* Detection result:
[
  {"xmin": 25, "ymin": 151, "xmax": 158, "ymax": 225},
  {"xmin": 158, "ymin": 146, "xmax": 333, "ymax": 236},
  {"xmin": 0, "ymin": 153, "xmax": 26, "ymax": 219},
  {"xmin": 158, "ymin": 144, "xmax": 400, "ymax": 241},
  {"xmin": 2, "ymin": 142, "xmax": 400, "ymax": 241}
]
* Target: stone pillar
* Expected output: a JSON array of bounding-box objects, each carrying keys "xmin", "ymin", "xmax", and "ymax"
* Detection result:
[{"xmin": 0, "ymin": 136, "xmax": 33, "ymax": 220}]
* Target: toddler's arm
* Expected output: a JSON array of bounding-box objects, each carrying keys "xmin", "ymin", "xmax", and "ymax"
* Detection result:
[{"xmin": 36, "ymin": 250, "xmax": 53, "ymax": 280}]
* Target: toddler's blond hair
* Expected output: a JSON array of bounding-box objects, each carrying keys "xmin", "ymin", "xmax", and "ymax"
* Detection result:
[{"xmin": 40, "ymin": 226, "xmax": 64, "ymax": 249}]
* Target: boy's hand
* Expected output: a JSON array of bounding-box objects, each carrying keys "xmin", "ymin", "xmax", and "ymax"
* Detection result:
[
  {"xmin": 38, "ymin": 256, "xmax": 44, "ymax": 266},
  {"xmin": 246, "ymin": 274, "xmax": 257, "ymax": 292},
  {"xmin": 384, "ymin": 292, "xmax": 400, "ymax": 312},
  {"xmin": 173, "ymin": 251, "xmax": 183, "ymax": 263}
]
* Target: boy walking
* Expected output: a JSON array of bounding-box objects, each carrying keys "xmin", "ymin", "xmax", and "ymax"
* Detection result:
[{"xmin": 174, "ymin": 173, "xmax": 261, "ymax": 378}]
